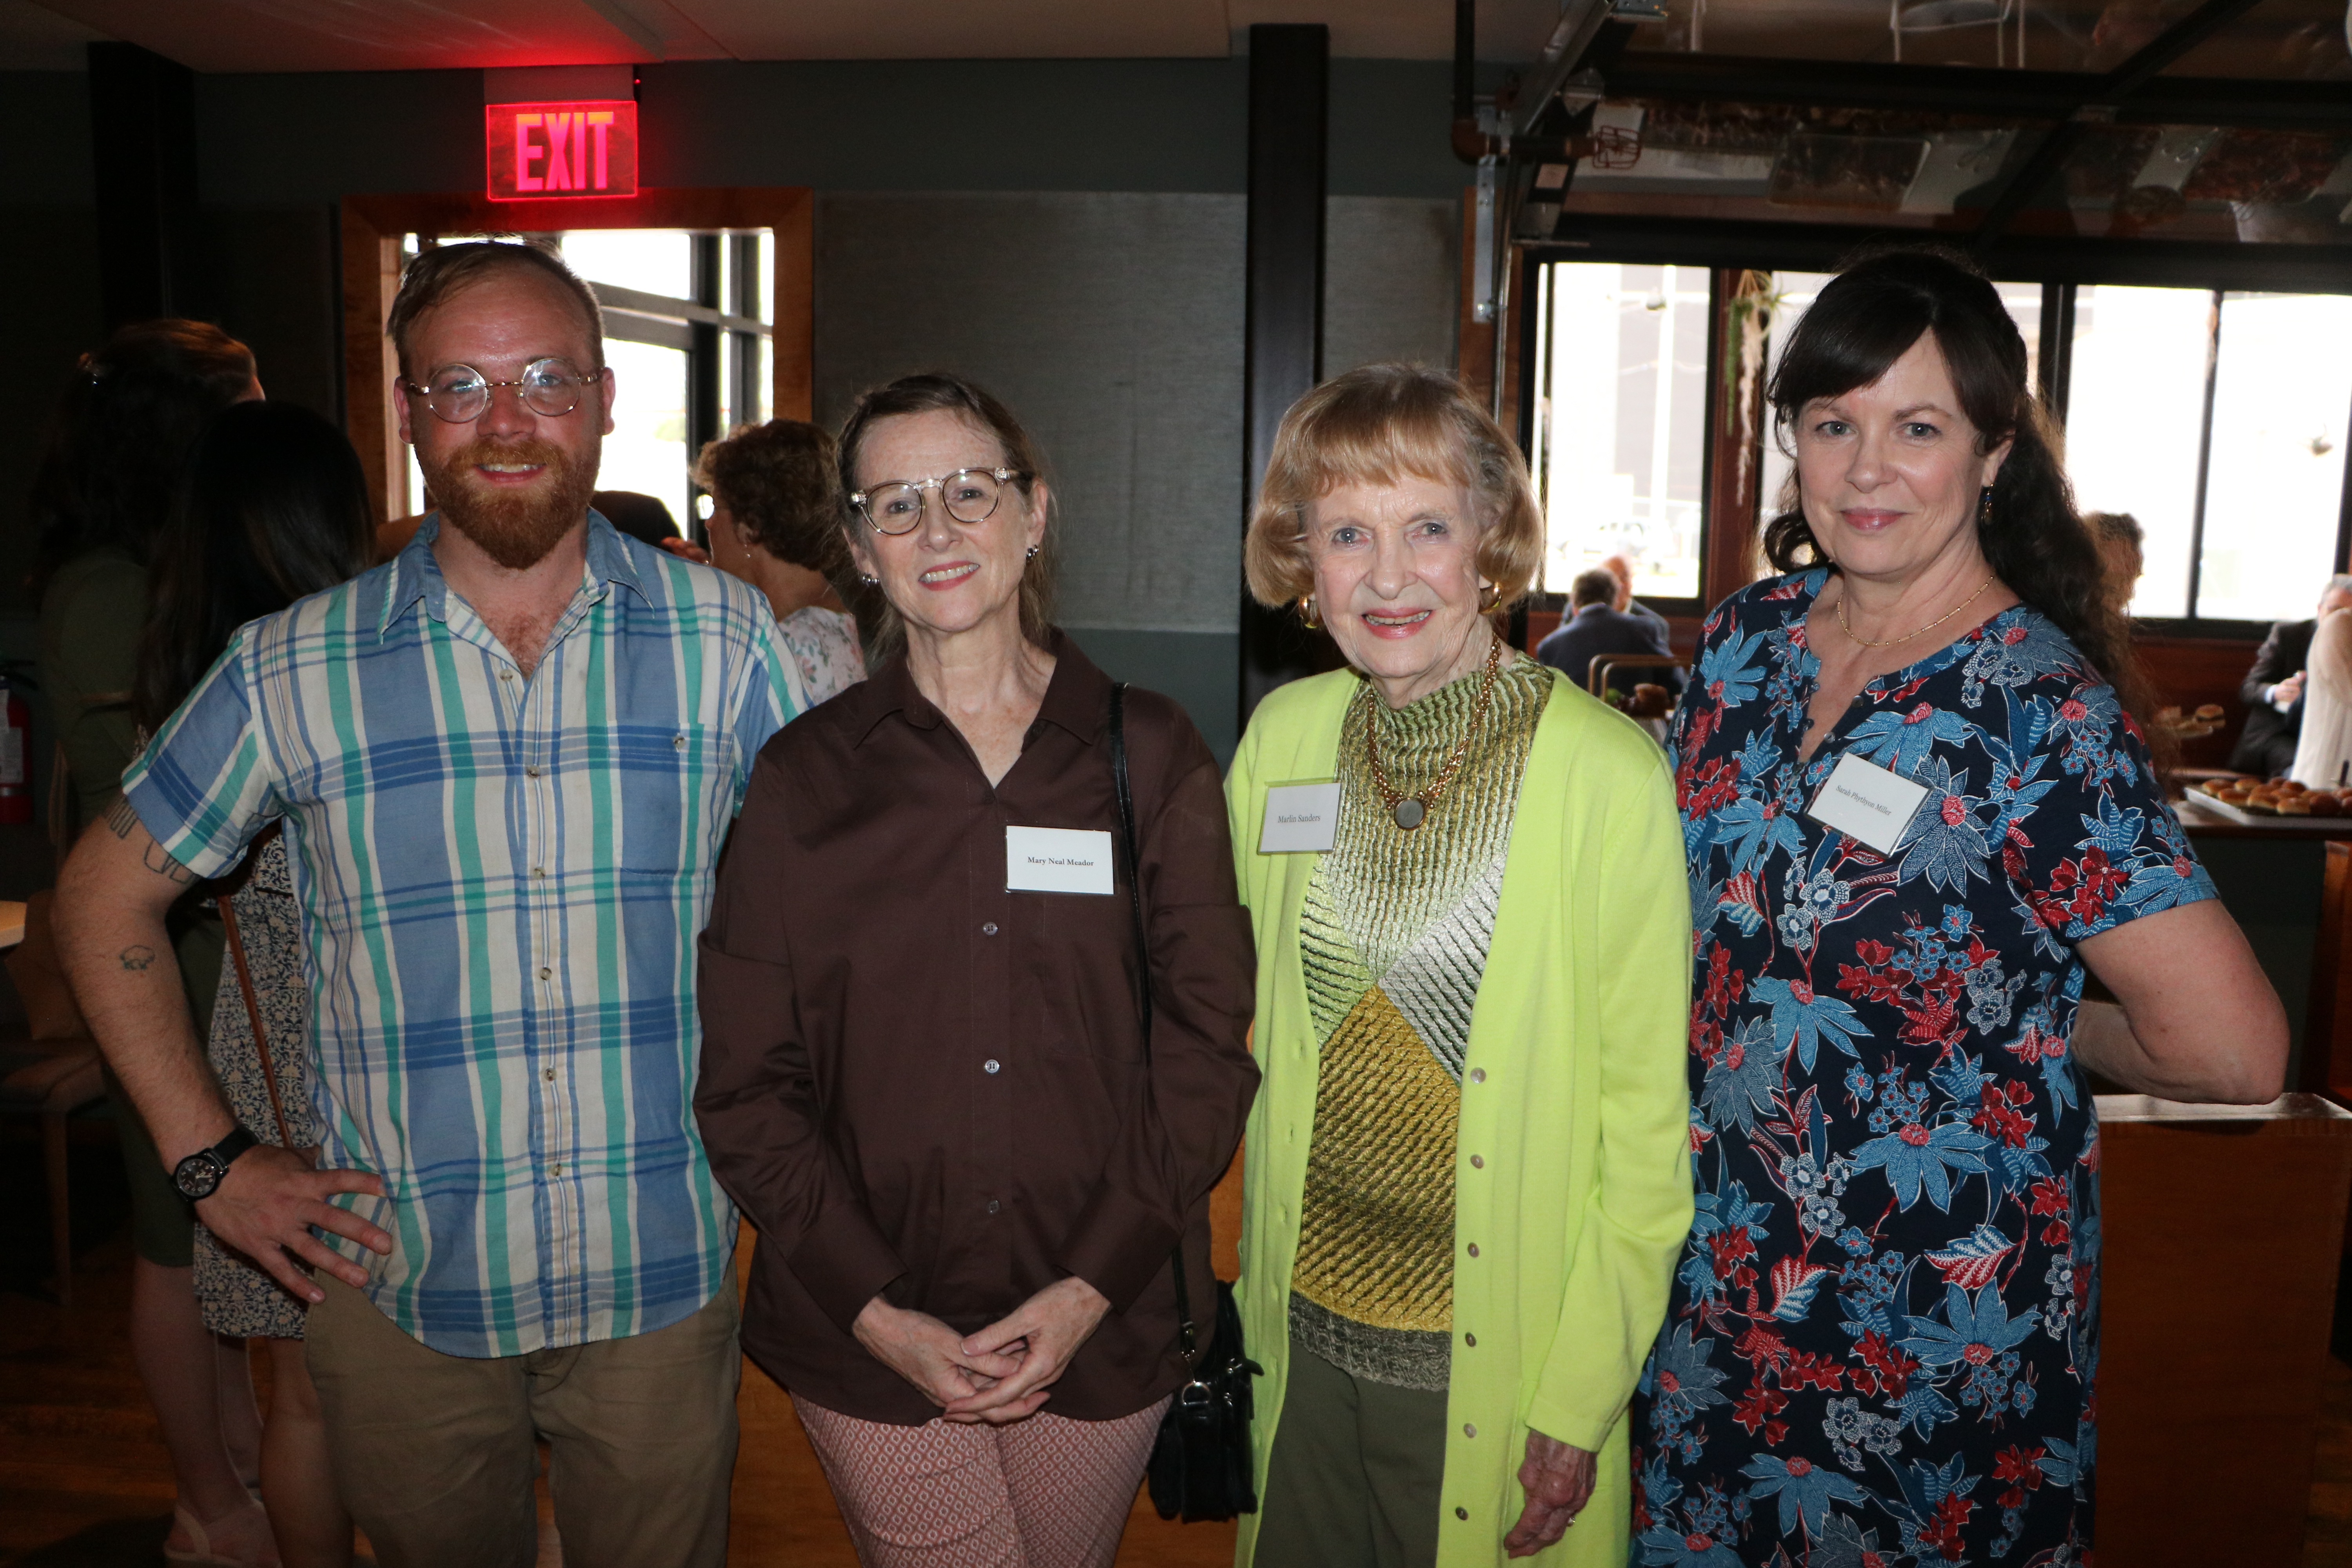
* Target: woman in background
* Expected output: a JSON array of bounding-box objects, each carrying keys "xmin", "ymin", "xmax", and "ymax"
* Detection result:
[
  {"xmin": 694, "ymin": 419, "xmax": 870, "ymax": 704},
  {"xmin": 33, "ymin": 319, "xmax": 274, "ymax": 1566},
  {"xmin": 136, "ymin": 400, "xmax": 377, "ymax": 1568}
]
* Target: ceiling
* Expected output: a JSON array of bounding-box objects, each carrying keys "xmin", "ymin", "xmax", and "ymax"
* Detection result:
[{"xmin": 0, "ymin": 0, "xmax": 1579, "ymax": 71}]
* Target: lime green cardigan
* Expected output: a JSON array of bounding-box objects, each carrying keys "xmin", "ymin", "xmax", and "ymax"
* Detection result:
[{"xmin": 1225, "ymin": 667, "xmax": 1694, "ymax": 1568}]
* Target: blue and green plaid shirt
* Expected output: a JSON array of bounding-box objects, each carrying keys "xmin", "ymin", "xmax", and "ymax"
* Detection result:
[{"xmin": 125, "ymin": 514, "xmax": 804, "ymax": 1356}]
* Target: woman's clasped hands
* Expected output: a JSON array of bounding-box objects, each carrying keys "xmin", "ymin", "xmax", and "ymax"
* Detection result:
[{"xmin": 853, "ymin": 1275, "xmax": 1112, "ymax": 1425}]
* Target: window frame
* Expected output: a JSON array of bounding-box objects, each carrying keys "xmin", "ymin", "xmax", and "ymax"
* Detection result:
[{"xmin": 1516, "ymin": 225, "xmax": 2352, "ymax": 639}]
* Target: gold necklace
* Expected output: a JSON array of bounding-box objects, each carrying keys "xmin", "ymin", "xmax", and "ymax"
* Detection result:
[
  {"xmin": 1360, "ymin": 637, "xmax": 1504, "ymax": 830},
  {"xmin": 1835, "ymin": 572, "xmax": 1998, "ymax": 650}
]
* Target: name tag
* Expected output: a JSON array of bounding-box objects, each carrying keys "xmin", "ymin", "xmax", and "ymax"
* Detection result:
[
  {"xmin": 1005, "ymin": 826, "xmax": 1115, "ymax": 895},
  {"xmin": 1806, "ymin": 753, "xmax": 1930, "ymax": 856},
  {"xmin": 1259, "ymin": 781, "xmax": 1342, "ymax": 854}
]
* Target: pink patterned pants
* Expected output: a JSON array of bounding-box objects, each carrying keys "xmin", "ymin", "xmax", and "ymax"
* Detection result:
[{"xmin": 793, "ymin": 1395, "xmax": 1170, "ymax": 1568}]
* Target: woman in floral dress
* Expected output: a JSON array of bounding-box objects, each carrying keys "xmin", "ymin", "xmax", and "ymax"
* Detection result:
[{"xmin": 1630, "ymin": 247, "xmax": 2285, "ymax": 1567}]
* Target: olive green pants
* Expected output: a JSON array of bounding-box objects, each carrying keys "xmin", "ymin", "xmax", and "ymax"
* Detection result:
[{"xmin": 1255, "ymin": 1330, "xmax": 1450, "ymax": 1568}]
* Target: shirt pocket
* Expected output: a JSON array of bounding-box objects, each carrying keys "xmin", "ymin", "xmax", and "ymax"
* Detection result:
[{"xmin": 616, "ymin": 724, "xmax": 737, "ymax": 878}]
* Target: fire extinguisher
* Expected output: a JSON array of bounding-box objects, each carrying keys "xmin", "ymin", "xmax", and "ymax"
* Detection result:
[{"xmin": 0, "ymin": 676, "xmax": 30, "ymax": 825}]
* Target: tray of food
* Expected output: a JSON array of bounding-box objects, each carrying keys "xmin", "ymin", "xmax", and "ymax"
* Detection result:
[
  {"xmin": 2154, "ymin": 703, "xmax": 2227, "ymax": 743},
  {"xmin": 2187, "ymin": 776, "xmax": 2352, "ymax": 822}
]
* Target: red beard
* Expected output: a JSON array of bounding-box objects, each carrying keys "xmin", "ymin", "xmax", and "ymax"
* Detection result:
[{"xmin": 422, "ymin": 436, "xmax": 598, "ymax": 570}]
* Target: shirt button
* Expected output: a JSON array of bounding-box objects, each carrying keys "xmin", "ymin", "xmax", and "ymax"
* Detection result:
[
  {"xmin": 549, "ymin": 1163, "xmax": 563, "ymax": 1175},
  {"xmin": 1464, "ymin": 1423, "xmax": 1477, "ymax": 1438},
  {"xmin": 539, "ymin": 967, "xmax": 552, "ymax": 980},
  {"xmin": 1469, "ymin": 1068, "xmax": 1486, "ymax": 1083},
  {"xmin": 984, "ymin": 1059, "xmax": 1001, "ymax": 1074},
  {"xmin": 1466, "ymin": 1243, "xmax": 1479, "ymax": 1258},
  {"xmin": 526, "ymin": 766, "xmax": 542, "ymax": 778},
  {"xmin": 982, "ymin": 922, "xmax": 998, "ymax": 936},
  {"xmin": 1455, "ymin": 1507, "xmax": 1469, "ymax": 1521},
  {"xmin": 499, "ymin": 669, "xmax": 514, "ymax": 682},
  {"xmin": 673, "ymin": 734, "xmax": 686, "ymax": 750},
  {"xmin": 1464, "ymin": 1332, "xmax": 1476, "ymax": 1347},
  {"xmin": 986, "ymin": 1200, "xmax": 1000, "ymax": 1214},
  {"xmin": 543, "ymin": 1068, "xmax": 555, "ymax": 1082},
  {"xmin": 532, "ymin": 866, "xmax": 546, "ymax": 879},
  {"xmin": 1469, "ymin": 1154, "xmax": 1484, "ymax": 1169}
]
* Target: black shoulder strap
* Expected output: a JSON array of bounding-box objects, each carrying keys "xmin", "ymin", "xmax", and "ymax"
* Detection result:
[{"xmin": 1109, "ymin": 682, "xmax": 1197, "ymax": 1357}]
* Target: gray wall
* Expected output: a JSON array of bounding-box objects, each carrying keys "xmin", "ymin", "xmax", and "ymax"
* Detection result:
[{"xmin": 0, "ymin": 56, "xmax": 1479, "ymax": 753}]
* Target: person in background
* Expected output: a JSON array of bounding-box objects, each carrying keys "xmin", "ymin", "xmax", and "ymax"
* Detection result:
[
  {"xmin": 134, "ymin": 401, "xmax": 377, "ymax": 1568},
  {"xmin": 696, "ymin": 372, "xmax": 1257, "ymax": 1568},
  {"xmin": 2085, "ymin": 510, "xmax": 2143, "ymax": 615},
  {"xmin": 1534, "ymin": 566, "xmax": 1682, "ymax": 701},
  {"xmin": 693, "ymin": 419, "xmax": 870, "ymax": 704},
  {"xmin": 2290, "ymin": 593, "xmax": 2352, "ymax": 789},
  {"xmin": 31, "ymin": 319, "xmax": 276, "ymax": 1566},
  {"xmin": 1597, "ymin": 552, "xmax": 1671, "ymax": 641},
  {"xmin": 56, "ymin": 240, "xmax": 803, "ymax": 1568},
  {"xmin": 1637, "ymin": 245, "xmax": 2283, "ymax": 1565},
  {"xmin": 2231, "ymin": 574, "xmax": 2352, "ymax": 778},
  {"xmin": 1227, "ymin": 364, "xmax": 1692, "ymax": 1568}
]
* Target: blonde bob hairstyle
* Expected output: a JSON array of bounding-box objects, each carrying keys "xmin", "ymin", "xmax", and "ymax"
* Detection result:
[{"xmin": 1245, "ymin": 363, "xmax": 1543, "ymax": 615}]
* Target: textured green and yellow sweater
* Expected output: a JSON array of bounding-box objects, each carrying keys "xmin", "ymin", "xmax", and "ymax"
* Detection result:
[{"xmin": 1289, "ymin": 651, "xmax": 1551, "ymax": 1391}]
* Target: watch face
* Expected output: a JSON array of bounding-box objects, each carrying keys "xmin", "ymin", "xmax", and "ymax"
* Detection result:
[{"xmin": 173, "ymin": 1151, "xmax": 225, "ymax": 1200}]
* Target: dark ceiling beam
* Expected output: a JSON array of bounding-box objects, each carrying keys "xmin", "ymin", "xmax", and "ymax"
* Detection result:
[
  {"xmin": 1596, "ymin": 53, "xmax": 2351, "ymax": 131},
  {"xmin": 1534, "ymin": 213, "xmax": 2352, "ymax": 293},
  {"xmin": 1967, "ymin": 0, "xmax": 2266, "ymax": 250}
]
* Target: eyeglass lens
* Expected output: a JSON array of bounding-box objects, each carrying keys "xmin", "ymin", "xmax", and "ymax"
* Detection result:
[
  {"xmin": 861, "ymin": 471, "xmax": 1006, "ymax": 534},
  {"xmin": 420, "ymin": 358, "xmax": 590, "ymax": 423}
]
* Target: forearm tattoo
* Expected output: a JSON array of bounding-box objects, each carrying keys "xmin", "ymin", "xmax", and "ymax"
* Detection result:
[
  {"xmin": 105, "ymin": 793, "xmax": 194, "ymax": 884},
  {"xmin": 119, "ymin": 945, "xmax": 156, "ymax": 971}
]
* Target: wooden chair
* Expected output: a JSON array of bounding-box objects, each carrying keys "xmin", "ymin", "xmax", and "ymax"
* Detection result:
[{"xmin": 0, "ymin": 891, "xmax": 105, "ymax": 1305}]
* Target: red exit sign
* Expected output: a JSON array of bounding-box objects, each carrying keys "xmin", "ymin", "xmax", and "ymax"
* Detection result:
[{"xmin": 485, "ymin": 100, "xmax": 638, "ymax": 201}]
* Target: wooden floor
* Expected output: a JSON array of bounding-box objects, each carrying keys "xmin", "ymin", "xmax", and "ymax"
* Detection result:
[
  {"xmin": 7, "ymin": 1122, "xmax": 2351, "ymax": 1566},
  {"xmin": 0, "ymin": 1125, "xmax": 1235, "ymax": 1568}
]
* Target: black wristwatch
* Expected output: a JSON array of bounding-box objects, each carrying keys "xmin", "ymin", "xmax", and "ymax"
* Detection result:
[{"xmin": 172, "ymin": 1126, "xmax": 259, "ymax": 1200}]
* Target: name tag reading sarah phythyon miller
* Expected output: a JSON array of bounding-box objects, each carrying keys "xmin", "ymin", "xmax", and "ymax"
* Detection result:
[
  {"xmin": 1805, "ymin": 752, "xmax": 1931, "ymax": 857},
  {"xmin": 1005, "ymin": 826, "xmax": 1116, "ymax": 895},
  {"xmin": 1259, "ymin": 781, "xmax": 1342, "ymax": 854}
]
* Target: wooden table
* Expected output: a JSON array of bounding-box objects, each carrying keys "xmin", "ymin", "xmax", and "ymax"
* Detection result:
[
  {"xmin": 2097, "ymin": 1092, "xmax": 2352, "ymax": 1564},
  {"xmin": 2174, "ymin": 796, "xmax": 2352, "ymax": 841}
]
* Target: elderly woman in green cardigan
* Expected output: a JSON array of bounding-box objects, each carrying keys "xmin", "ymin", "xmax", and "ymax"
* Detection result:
[{"xmin": 1224, "ymin": 363, "xmax": 1693, "ymax": 1568}]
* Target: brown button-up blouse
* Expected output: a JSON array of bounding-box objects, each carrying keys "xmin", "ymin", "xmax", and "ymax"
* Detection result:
[{"xmin": 695, "ymin": 632, "xmax": 1258, "ymax": 1425}]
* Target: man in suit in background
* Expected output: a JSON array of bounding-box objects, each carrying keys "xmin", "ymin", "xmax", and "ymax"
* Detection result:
[
  {"xmin": 1537, "ymin": 566, "xmax": 1681, "ymax": 698},
  {"xmin": 1599, "ymin": 552, "xmax": 1671, "ymax": 643},
  {"xmin": 2231, "ymin": 574, "xmax": 2352, "ymax": 777}
]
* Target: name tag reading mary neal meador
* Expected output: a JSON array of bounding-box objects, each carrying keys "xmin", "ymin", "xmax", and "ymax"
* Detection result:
[{"xmin": 1004, "ymin": 825, "xmax": 1116, "ymax": 895}]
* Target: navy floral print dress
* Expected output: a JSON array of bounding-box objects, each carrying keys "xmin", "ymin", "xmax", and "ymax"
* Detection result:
[{"xmin": 1630, "ymin": 569, "xmax": 2215, "ymax": 1568}]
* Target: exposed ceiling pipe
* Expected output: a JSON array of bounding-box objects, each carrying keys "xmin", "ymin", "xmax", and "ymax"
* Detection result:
[{"xmin": 1452, "ymin": 0, "xmax": 1489, "ymax": 162}]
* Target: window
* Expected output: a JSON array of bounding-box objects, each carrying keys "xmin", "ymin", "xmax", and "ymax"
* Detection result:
[
  {"xmin": 1529, "ymin": 262, "xmax": 1711, "ymax": 603},
  {"xmin": 2069, "ymin": 286, "xmax": 2352, "ymax": 625}
]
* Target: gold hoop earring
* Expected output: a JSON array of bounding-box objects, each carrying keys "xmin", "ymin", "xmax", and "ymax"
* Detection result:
[
  {"xmin": 1477, "ymin": 581, "xmax": 1501, "ymax": 612},
  {"xmin": 1298, "ymin": 594, "xmax": 1321, "ymax": 631}
]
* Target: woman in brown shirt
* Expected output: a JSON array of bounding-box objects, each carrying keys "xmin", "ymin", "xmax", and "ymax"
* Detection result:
[{"xmin": 695, "ymin": 372, "xmax": 1258, "ymax": 1568}]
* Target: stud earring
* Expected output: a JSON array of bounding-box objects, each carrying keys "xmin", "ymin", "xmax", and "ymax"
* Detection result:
[
  {"xmin": 858, "ymin": 573, "xmax": 878, "ymax": 585},
  {"xmin": 1025, "ymin": 546, "xmax": 1040, "ymax": 560}
]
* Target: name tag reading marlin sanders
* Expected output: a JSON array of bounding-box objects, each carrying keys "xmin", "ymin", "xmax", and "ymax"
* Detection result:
[
  {"xmin": 1259, "ymin": 781, "xmax": 1342, "ymax": 854},
  {"xmin": 1004, "ymin": 825, "xmax": 1116, "ymax": 894},
  {"xmin": 1804, "ymin": 752, "xmax": 1931, "ymax": 857}
]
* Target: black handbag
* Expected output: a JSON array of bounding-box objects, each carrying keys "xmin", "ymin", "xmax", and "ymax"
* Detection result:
[{"xmin": 1107, "ymin": 683, "xmax": 1262, "ymax": 1524}]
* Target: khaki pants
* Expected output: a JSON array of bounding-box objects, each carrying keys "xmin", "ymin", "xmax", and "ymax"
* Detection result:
[{"xmin": 305, "ymin": 1268, "xmax": 741, "ymax": 1568}]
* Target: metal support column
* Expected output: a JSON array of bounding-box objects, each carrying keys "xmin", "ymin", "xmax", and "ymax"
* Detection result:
[
  {"xmin": 1238, "ymin": 23, "xmax": 1330, "ymax": 728},
  {"xmin": 687, "ymin": 232, "xmax": 723, "ymax": 513},
  {"xmin": 87, "ymin": 42, "xmax": 202, "ymax": 328}
]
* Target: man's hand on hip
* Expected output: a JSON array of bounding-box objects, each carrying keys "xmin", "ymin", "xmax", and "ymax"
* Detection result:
[{"xmin": 200, "ymin": 1142, "xmax": 390, "ymax": 1301}]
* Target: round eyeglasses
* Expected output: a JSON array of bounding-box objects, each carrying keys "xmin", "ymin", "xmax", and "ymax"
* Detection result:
[
  {"xmin": 401, "ymin": 357, "xmax": 601, "ymax": 424},
  {"xmin": 850, "ymin": 468, "xmax": 1029, "ymax": 535}
]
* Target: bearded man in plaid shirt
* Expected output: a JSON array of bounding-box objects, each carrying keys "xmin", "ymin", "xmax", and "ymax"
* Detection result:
[{"xmin": 58, "ymin": 241, "xmax": 804, "ymax": 1568}]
